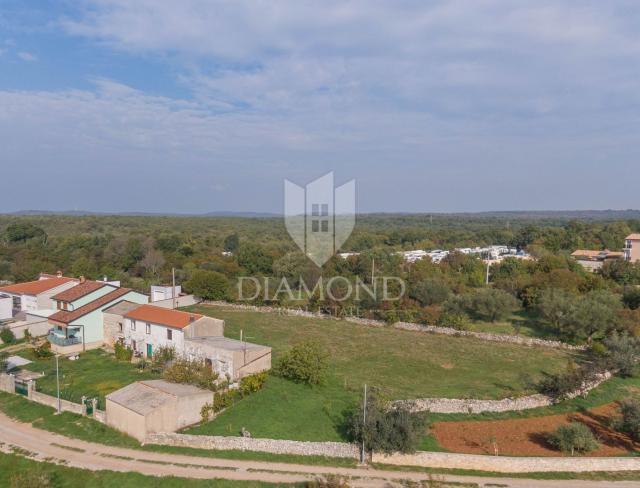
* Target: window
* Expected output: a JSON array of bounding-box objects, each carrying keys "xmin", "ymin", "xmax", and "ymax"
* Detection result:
[
  {"xmin": 146, "ymin": 323, "xmax": 151, "ymax": 334},
  {"xmin": 167, "ymin": 329, "xmax": 172, "ymax": 340},
  {"xmin": 321, "ymin": 204, "xmax": 329, "ymax": 216},
  {"xmin": 63, "ymin": 302, "xmax": 68, "ymax": 311},
  {"xmin": 321, "ymin": 220, "xmax": 329, "ymax": 232},
  {"xmin": 57, "ymin": 301, "xmax": 61, "ymax": 310},
  {"xmin": 312, "ymin": 203, "xmax": 320, "ymax": 216},
  {"xmin": 312, "ymin": 220, "xmax": 319, "ymax": 232},
  {"xmin": 131, "ymin": 320, "xmax": 136, "ymax": 331},
  {"xmin": 118, "ymin": 322, "xmax": 123, "ymax": 333},
  {"xmin": 132, "ymin": 340, "xmax": 137, "ymax": 351}
]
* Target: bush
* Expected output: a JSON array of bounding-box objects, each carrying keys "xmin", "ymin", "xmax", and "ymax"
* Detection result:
[
  {"xmin": 443, "ymin": 289, "xmax": 519, "ymax": 323},
  {"xmin": 239, "ymin": 371, "xmax": 268, "ymax": 397},
  {"xmin": 618, "ymin": 399, "xmax": 640, "ymax": 442},
  {"xmin": 151, "ymin": 345, "xmax": 175, "ymax": 372},
  {"xmin": 602, "ymin": 333, "xmax": 640, "ymax": 377},
  {"xmin": 185, "ymin": 269, "xmax": 230, "ymax": 300},
  {"xmin": 346, "ymin": 387, "xmax": 426, "ymax": 454},
  {"xmin": 276, "ymin": 340, "xmax": 329, "ymax": 385},
  {"xmin": 437, "ymin": 311, "xmax": 469, "ymax": 330},
  {"xmin": 33, "ymin": 341, "xmax": 53, "ymax": 359},
  {"xmin": 623, "ymin": 287, "xmax": 640, "ymax": 310},
  {"xmin": 163, "ymin": 358, "xmax": 221, "ymax": 391},
  {"xmin": 23, "ymin": 329, "xmax": 33, "ymax": 344},
  {"xmin": 114, "ymin": 339, "xmax": 133, "ymax": 361},
  {"xmin": 549, "ymin": 422, "xmax": 599, "ymax": 455},
  {"xmin": 536, "ymin": 361, "xmax": 594, "ymax": 400},
  {"xmin": 0, "ymin": 327, "xmax": 16, "ymax": 344}
]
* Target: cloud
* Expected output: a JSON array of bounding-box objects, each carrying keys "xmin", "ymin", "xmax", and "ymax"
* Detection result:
[{"xmin": 17, "ymin": 51, "xmax": 37, "ymax": 61}]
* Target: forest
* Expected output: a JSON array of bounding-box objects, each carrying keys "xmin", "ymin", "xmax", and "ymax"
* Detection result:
[{"xmin": 2, "ymin": 213, "xmax": 640, "ymax": 345}]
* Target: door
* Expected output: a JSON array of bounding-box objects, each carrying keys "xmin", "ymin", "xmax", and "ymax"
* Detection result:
[{"xmin": 146, "ymin": 343, "xmax": 153, "ymax": 358}]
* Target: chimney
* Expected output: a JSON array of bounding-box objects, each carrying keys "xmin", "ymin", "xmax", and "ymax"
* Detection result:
[
  {"xmin": 56, "ymin": 270, "xmax": 63, "ymax": 278},
  {"xmin": 103, "ymin": 276, "xmax": 108, "ymax": 282},
  {"xmin": 79, "ymin": 276, "xmax": 86, "ymax": 283},
  {"xmin": 189, "ymin": 314, "xmax": 196, "ymax": 323}
]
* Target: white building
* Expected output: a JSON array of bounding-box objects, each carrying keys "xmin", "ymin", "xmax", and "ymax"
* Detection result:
[
  {"xmin": 0, "ymin": 274, "xmax": 79, "ymax": 317},
  {"xmin": 150, "ymin": 285, "xmax": 182, "ymax": 303}
]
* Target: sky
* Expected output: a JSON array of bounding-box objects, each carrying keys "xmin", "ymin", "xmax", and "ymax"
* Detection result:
[{"xmin": 0, "ymin": 0, "xmax": 639, "ymax": 214}]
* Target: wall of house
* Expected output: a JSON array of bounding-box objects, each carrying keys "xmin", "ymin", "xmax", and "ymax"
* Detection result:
[
  {"xmin": 630, "ymin": 240, "xmax": 640, "ymax": 263},
  {"xmin": 152, "ymin": 294, "xmax": 200, "ymax": 309},
  {"xmin": 36, "ymin": 281, "xmax": 78, "ymax": 309},
  {"xmin": 236, "ymin": 350, "xmax": 272, "ymax": 379},
  {"xmin": 151, "ymin": 285, "xmax": 181, "ymax": 303},
  {"xmin": 182, "ymin": 341, "xmax": 236, "ymax": 378},
  {"xmin": 105, "ymin": 399, "xmax": 147, "ymax": 442},
  {"xmin": 65, "ymin": 286, "xmax": 116, "ymax": 311},
  {"xmin": 6, "ymin": 318, "xmax": 50, "ymax": 339},
  {"xmin": 184, "ymin": 316, "xmax": 224, "ymax": 338},
  {"xmin": 103, "ymin": 312, "xmax": 124, "ymax": 347},
  {"xmin": 69, "ymin": 291, "xmax": 149, "ymax": 345},
  {"xmin": 0, "ymin": 296, "xmax": 12, "ymax": 320},
  {"xmin": 123, "ymin": 318, "xmax": 185, "ymax": 357},
  {"xmin": 21, "ymin": 294, "xmax": 38, "ymax": 312}
]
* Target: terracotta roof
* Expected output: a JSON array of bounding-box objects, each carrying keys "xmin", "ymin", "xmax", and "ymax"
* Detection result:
[
  {"xmin": 49, "ymin": 288, "xmax": 134, "ymax": 325},
  {"xmin": 571, "ymin": 249, "xmax": 625, "ymax": 260},
  {"xmin": 52, "ymin": 281, "xmax": 109, "ymax": 302},
  {"xmin": 0, "ymin": 277, "xmax": 77, "ymax": 296},
  {"xmin": 571, "ymin": 250, "xmax": 602, "ymax": 258},
  {"xmin": 626, "ymin": 234, "xmax": 640, "ymax": 240},
  {"xmin": 124, "ymin": 304, "xmax": 202, "ymax": 329}
]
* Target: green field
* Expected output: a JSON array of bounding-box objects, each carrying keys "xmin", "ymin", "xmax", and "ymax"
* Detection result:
[
  {"xmin": 189, "ymin": 305, "xmax": 574, "ymax": 400},
  {"xmin": 18, "ymin": 348, "xmax": 160, "ymax": 408},
  {"xmin": 184, "ymin": 305, "xmax": 576, "ymax": 441}
]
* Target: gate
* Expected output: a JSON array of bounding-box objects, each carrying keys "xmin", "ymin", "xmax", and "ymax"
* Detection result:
[
  {"xmin": 15, "ymin": 381, "xmax": 28, "ymax": 396},
  {"xmin": 84, "ymin": 397, "xmax": 94, "ymax": 415}
]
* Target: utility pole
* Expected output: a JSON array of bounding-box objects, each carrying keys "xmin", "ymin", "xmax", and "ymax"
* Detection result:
[
  {"xmin": 361, "ymin": 383, "xmax": 367, "ymax": 464},
  {"xmin": 486, "ymin": 261, "xmax": 490, "ymax": 285},
  {"xmin": 55, "ymin": 354, "xmax": 61, "ymax": 414},
  {"xmin": 371, "ymin": 258, "xmax": 375, "ymax": 285},
  {"xmin": 172, "ymin": 267, "xmax": 176, "ymax": 309}
]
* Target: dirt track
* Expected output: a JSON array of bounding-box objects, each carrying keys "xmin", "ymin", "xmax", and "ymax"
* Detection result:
[{"xmin": 2, "ymin": 412, "xmax": 640, "ymax": 488}]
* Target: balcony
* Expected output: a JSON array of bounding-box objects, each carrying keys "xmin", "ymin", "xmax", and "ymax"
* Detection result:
[{"xmin": 48, "ymin": 332, "xmax": 81, "ymax": 347}]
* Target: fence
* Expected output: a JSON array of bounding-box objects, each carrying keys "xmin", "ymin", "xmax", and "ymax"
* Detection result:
[{"xmin": 0, "ymin": 373, "xmax": 105, "ymax": 422}]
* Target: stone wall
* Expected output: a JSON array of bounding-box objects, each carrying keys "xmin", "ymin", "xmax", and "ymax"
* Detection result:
[
  {"xmin": 394, "ymin": 372, "xmax": 612, "ymax": 414},
  {"xmin": 372, "ymin": 450, "xmax": 640, "ymax": 473},
  {"xmin": 0, "ymin": 373, "xmax": 15, "ymax": 393},
  {"xmin": 203, "ymin": 301, "xmax": 585, "ymax": 351},
  {"xmin": 145, "ymin": 432, "xmax": 359, "ymax": 459}
]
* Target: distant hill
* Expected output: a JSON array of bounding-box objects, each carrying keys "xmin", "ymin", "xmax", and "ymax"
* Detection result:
[{"xmin": 3, "ymin": 209, "xmax": 640, "ymax": 220}]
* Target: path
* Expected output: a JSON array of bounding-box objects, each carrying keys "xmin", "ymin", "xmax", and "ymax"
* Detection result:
[{"xmin": 0, "ymin": 412, "xmax": 637, "ymax": 488}]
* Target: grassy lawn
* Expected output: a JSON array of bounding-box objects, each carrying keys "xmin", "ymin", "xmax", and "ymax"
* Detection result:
[
  {"xmin": 181, "ymin": 305, "xmax": 577, "ymax": 442},
  {"xmin": 0, "ymin": 452, "xmax": 281, "ymax": 488},
  {"xmin": 16, "ymin": 348, "xmax": 160, "ymax": 408},
  {"xmin": 188, "ymin": 305, "xmax": 574, "ymax": 400},
  {"xmin": 466, "ymin": 310, "xmax": 556, "ymax": 339}
]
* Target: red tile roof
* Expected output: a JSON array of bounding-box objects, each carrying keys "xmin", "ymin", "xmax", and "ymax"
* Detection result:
[
  {"xmin": 52, "ymin": 281, "xmax": 109, "ymax": 302},
  {"xmin": 626, "ymin": 234, "xmax": 640, "ymax": 240},
  {"xmin": 124, "ymin": 304, "xmax": 202, "ymax": 329},
  {"xmin": 0, "ymin": 277, "xmax": 78, "ymax": 296},
  {"xmin": 49, "ymin": 288, "xmax": 135, "ymax": 325}
]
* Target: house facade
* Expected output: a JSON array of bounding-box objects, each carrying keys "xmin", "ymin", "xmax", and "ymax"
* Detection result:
[
  {"xmin": 571, "ymin": 249, "xmax": 625, "ymax": 272},
  {"xmin": 624, "ymin": 234, "xmax": 640, "ymax": 263},
  {"xmin": 104, "ymin": 303, "xmax": 271, "ymax": 381},
  {"xmin": 48, "ymin": 287, "xmax": 148, "ymax": 354},
  {"xmin": 0, "ymin": 273, "xmax": 79, "ymax": 318}
]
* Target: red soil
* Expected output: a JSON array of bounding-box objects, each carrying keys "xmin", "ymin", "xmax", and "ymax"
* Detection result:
[{"xmin": 432, "ymin": 403, "xmax": 640, "ymax": 457}]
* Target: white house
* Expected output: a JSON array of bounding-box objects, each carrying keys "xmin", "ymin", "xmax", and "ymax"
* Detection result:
[
  {"xmin": 106, "ymin": 303, "xmax": 271, "ymax": 381},
  {"xmin": 150, "ymin": 285, "xmax": 182, "ymax": 303}
]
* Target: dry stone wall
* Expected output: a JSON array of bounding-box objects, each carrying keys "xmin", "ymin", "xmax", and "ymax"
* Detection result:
[
  {"xmin": 394, "ymin": 371, "xmax": 612, "ymax": 414},
  {"xmin": 145, "ymin": 432, "xmax": 359, "ymax": 459},
  {"xmin": 204, "ymin": 301, "xmax": 585, "ymax": 351}
]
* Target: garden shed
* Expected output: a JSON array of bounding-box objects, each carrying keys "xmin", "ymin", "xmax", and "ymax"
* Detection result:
[{"xmin": 105, "ymin": 379, "xmax": 212, "ymax": 441}]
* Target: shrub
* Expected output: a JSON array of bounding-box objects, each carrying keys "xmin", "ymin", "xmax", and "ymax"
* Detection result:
[
  {"xmin": 184, "ymin": 269, "xmax": 230, "ymax": 300},
  {"xmin": 346, "ymin": 387, "xmax": 426, "ymax": 454},
  {"xmin": 276, "ymin": 340, "xmax": 329, "ymax": 385},
  {"xmin": 443, "ymin": 289, "xmax": 519, "ymax": 323},
  {"xmin": 151, "ymin": 345, "xmax": 175, "ymax": 372},
  {"xmin": 114, "ymin": 339, "xmax": 133, "ymax": 362},
  {"xmin": 23, "ymin": 329, "xmax": 33, "ymax": 344},
  {"xmin": 536, "ymin": 361, "xmax": 594, "ymax": 400},
  {"xmin": 617, "ymin": 399, "xmax": 640, "ymax": 442},
  {"xmin": 623, "ymin": 287, "xmax": 640, "ymax": 310},
  {"xmin": 0, "ymin": 327, "xmax": 16, "ymax": 344},
  {"xmin": 33, "ymin": 341, "xmax": 53, "ymax": 359},
  {"xmin": 437, "ymin": 311, "xmax": 469, "ymax": 330},
  {"xmin": 549, "ymin": 422, "xmax": 599, "ymax": 455},
  {"xmin": 239, "ymin": 371, "xmax": 268, "ymax": 397},
  {"xmin": 163, "ymin": 358, "xmax": 220, "ymax": 391},
  {"xmin": 602, "ymin": 333, "xmax": 640, "ymax": 377}
]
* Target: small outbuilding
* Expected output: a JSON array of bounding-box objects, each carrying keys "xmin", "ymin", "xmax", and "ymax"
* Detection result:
[{"xmin": 105, "ymin": 380, "xmax": 212, "ymax": 442}]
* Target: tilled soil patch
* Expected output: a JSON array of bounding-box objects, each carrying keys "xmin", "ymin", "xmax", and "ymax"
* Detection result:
[{"xmin": 432, "ymin": 403, "xmax": 640, "ymax": 457}]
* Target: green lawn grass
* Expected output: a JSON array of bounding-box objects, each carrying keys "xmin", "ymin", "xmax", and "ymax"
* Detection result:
[
  {"xmin": 466, "ymin": 310, "xmax": 556, "ymax": 339},
  {"xmin": 0, "ymin": 452, "xmax": 281, "ymax": 488},
  {"xmin": 188, "ymin": 305, "xmax": 575, "ymax": 401},
  {"xmin": 181, "ymin": 305, "xmax": 577, "ymax": 441},
  {"xmin": 17, "ymin": 348, "xmax": 160, "ymax": 408}
]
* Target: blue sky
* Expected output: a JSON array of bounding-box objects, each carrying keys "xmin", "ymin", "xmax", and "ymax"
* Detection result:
[{"xmin": 1, "ymin": 0, "xmax": 639, "ymax": 214}]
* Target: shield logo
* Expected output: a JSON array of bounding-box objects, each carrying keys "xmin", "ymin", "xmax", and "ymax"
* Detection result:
[{"xmin": 284, "ymin": 172, "xmax": 356, "ymax": 267}]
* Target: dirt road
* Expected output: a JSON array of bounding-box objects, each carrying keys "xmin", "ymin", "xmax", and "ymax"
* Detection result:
[{"xmin": 0, "ymin": 412, "xmax": 637, "ymax": 488}]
